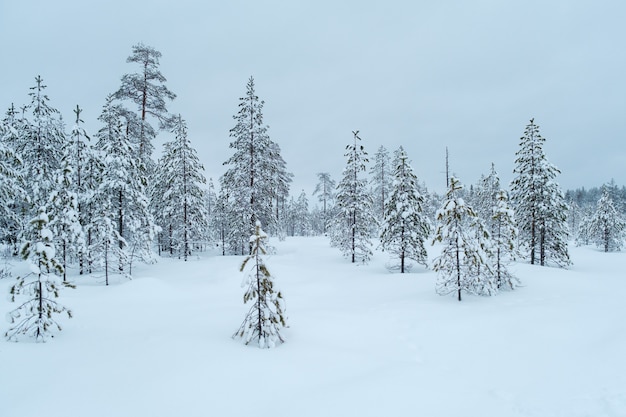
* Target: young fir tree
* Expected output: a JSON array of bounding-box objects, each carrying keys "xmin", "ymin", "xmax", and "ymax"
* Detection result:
[
  {"xmin": 313, "ymin": 172, "xmax": 336, "ymax": 234},
  {"xmin": 491, "ymin": 190, "xmax": 520, "ymax": 290},
  {"xmin": 222, "ymin": 77, "xmax": 291, "ymax": 246},
  {"xmin": 233, "ymin": 221, "xmax": 287, "ymax": 348},
  {"xmin": 5, "ymin": 207, "xmax": 74, "ymax": 342},
  {"xmin": 510, "ymin": 119, "xmax": 571, "ymax": 267},
  {"xmin": 370, "ymin": 145, "xmax": 392, "ymax": 222},
  {"xmin": 114, "ymin": 42, "xmax": 176, "ymax": 170},
  {"xmin": 431, "ymin": 177, "xmax": 494, "ymax": 301},
  {"xmin": 587, "ymin": 188, "xmax": 626, "ymax": 252},
  {"xmin": 379, "ymin": 148, "xmax": 430, "ymax": 273},
  {"xmin": 330, "ymin": 131, "xmax": 376, "ymax": 264},
  {"xmin": 154, "ymin": 115, "xmax": 208, "ymax": 260}
]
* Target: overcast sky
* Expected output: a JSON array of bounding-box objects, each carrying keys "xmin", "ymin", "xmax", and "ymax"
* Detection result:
[{"xmin": 1, "ymin": 0, "xmax": 624, "ymax": 198}]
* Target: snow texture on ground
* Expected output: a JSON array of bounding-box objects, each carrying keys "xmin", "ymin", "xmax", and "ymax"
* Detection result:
[{"xmin": 1, "ymin": 238, "xmax": 625, "ymax": 417}]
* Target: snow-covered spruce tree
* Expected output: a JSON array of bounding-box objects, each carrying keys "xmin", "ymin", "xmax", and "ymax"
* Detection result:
[
  {"xmin": 68, "ymin": 105, "xmax": 94, "ymax": 273},
  {"xmin": 330, "ymin": 131, "xmax": 376, "ymax": 263},
  {"xmin": 510, "ymin": 118, "xmax": 571, "ymax": 267},
  {"xmin": 313, "ymin": 172, "xmax": 336, "ymax": 234},
  {"xmin": 93, "ymin": 95, "xmax": 157, "ymax": 273},
  {"xmin": 587, "ymin": 189, "xmax": 626, "ymax": 252},
  {"xmin": 154, "ymin": 115, "xmax": 208, "ymax": 260},
  {"xmin": 267, "ymin": 141, "xmax": 293, "ymax": 237},
  {"xmin": 0, "ymin": 111, "xmax": 25, "ymax": 249},
  {"xmin": 15, "ymin": 76, "xmax": 66, "ymax": 213},
  {"xmin": 48, "ymin": 151, "xmax": 84, "ymax": 282},
  {"xmin": 90, "ymin": 199, "xmax": 127, "ymax": 285},
  {"xmin": 379, "ymin": 147, "xmax": 430, "ymax": 273},
  {"xmin": 222, "ymin": 77, "xmax": 290, "ymax": 246},
  {"xmin": 575, "ymin": 208, "xmax": 594, "ymax": 247},
  {"xmin": 5, "ymin": 207, "xmax": 73, "ymax": 342},
  {"xmin": 217, "ymin": 174, "xmax": 251, "ymax": 256},
  {"xmin": 114, "ymin": 42, "xmax": 176, "ymax": 170},
  {"xmin": 370, "ymin": 145, "xmax": 392, "ymax": 222},
  {"xmin": 233, "ymin": 221, "xmax": 287, "ymax": 348},
  {"xmin": 491, "ymin": 190, "xmax": 520, "ymax": 290},
  {"xmin": 431, "ymin": 177, "xmax": 494, "ymax": 301},
  {"xmin": 473, "ymin": 163, "xmax": 501, "ymax": 236},
  {"xmin": 294, "ymin": 190, "xmax": 310, "ymax": 236}
]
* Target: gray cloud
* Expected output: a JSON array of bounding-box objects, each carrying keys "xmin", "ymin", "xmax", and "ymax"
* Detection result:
[{"xmin": 1, "ymin": 0, "xmax": 624, "ymax": 198}]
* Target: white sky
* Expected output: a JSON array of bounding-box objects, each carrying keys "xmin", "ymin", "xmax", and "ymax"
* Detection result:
[{"xmin": 1, "ymin": 0, "xmax": 624, "ymax": 197}]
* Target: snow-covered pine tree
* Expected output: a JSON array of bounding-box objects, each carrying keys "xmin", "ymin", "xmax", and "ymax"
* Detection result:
[
  {"xmin": 370, "ymin": 145, "xmax": 392, "ymax": 222},
  {"xmin": 114, "ymin": 43, "xmax": 175, "ymax": 171},
  {"xmin": 510, "ymin": 118, "xmax": 571, "ymax": 267},
  {"xmin": 155, "ymin": 115, "xmax": 208, "ymax": 260},
  {"xmin": 5, "ymin": 207, "xmax": 74, "ymax": 342},
  {"xmin": 222, "ymin": 77, "xmax": 290, "ymax": 246},
  {"xmin": 379, "ymin": 147, "xmax": 430, "ymax": 273},
  {"xmin": 431, "ymin": 177, "xmax": 494, "ymax": 301},
  {"xmin": 233, "ymin": 221, "xmax": 287, "ymax": 348},
  {"xmin": 313, "ymin": 172, "xmax": 336, "ymax": 234},
  {"xmin": 48, "ymin": 150, "xmax": 84, "ymax": 281},
  {"xmin": 491, "ymin": 190, "xmax": 520, "ymax": 290},
  {"xmin": 330, "ymin": 131, "xmax": 376, "ymax": 263},
  {"xmin": 587, "ymin": 188, "xmax": 626, "ymax": 252}
]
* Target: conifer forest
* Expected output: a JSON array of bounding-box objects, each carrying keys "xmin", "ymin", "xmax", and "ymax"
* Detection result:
[{"xmin": 1, "ymin": 42, "xmax": 625, "ymax": 417}]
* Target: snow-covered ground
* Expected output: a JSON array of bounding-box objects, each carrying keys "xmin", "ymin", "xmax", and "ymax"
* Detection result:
[{"xmin": 1, "ymin": 238, "xmax": 625, "ymax": 417}]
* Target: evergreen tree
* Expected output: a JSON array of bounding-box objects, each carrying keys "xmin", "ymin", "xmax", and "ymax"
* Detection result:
[
  {"xmin": 473, "ymin": 163, "xmax": 501, "ymax": 236},
  {"xmin": 379, "ymin": 147, "xmax": 430, "ymax": 273},
  {"xmin": 431, "ymin": 177, "xmax": 494, "ymax": 301},
  {"xmin": 5, "ymin": 207, "xmax": 73, "ymax": 342},
  {"xmin": 154, "ymin": 115, "xmax": 208, "ymax": 260},
  {"xmin": 69, "ymin": 105, "xmax": 93, "ymax": 273},
  {"xmin": 510, "ymin": 119, "xmax": 571, "ymax": 267},
  {"xmin": 94, "ymin": 95, "xmax": 157, "ymax": 272},
  {"xmin": 0, "ymin": 112, "xmax": 25, "ymax": 248},
  {"xmin": 370, "ymin": 145, "xmax": 392, "ymax": 222},
  {"xmin": 48, "ymin": 151, "xmax": 84, "ymax": 281},
  {"xmin": 90, "ymin": 199, "xmax": 127, "ymax": 285},
  {"xmin": 114, "ymin": 43, "xmax": 176, "ymax": 169},
  {"xmin": 233, "ymin": 221, "xmax": 287, "ymax": 348},
  {"xmin": 294, "ymin": 190, "xmax": 310, "ymax": 236},
  {"xmin": 330, "ymin": 131, "xmax": 376, "ymax": 264},
  {"xmin": 268, "ymin": 141, "xmax": 293, "ymax": 236},
  {"xmin": 588, "ymin": 189, "xmax": 626, "ymax": 252},
  {"xmin": 313, "ymin": 172, "xmax": 336, "ymax": 234},
  {"xmin": 491, "ymin": 190, "xmax": 520, "ymax": 290},
  {"xmin": 16, "ymin": 76, "xmax": 65, "ymax": 211},
  {"xmin": 222, "ymin": 77, "xmax": 290, "ymax": 245}
]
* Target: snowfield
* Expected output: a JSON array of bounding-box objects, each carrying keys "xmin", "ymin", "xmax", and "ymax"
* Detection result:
[{"xmin": 1, "ymin": 237, "xmax": 625, "ymax": 417}]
